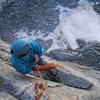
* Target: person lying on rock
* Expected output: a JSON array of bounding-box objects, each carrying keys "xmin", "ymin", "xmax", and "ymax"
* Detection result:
[{"xmin": 10, "ymin": 39, "xmax": 48, "ymax": 74}]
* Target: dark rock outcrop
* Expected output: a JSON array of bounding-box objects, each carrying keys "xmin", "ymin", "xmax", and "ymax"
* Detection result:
[
  {"xmin": 47, "ymin": 67, "xmax": 92, "ymax": 89},
  {"xmin": 35, "ymin": 38, "xmax": 53, "ymax": 51},
  {"xmin": 45, "ymin": 39, "xmax": 100, "ymax": 70},
  {"xmin": 93, "ymin": 3, "xmax": 100, "ymax": 14}
]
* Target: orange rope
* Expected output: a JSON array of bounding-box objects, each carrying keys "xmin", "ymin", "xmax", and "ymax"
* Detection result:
[
  {"xmin": 35, "ymin": 82, "xmax": 46, "ymax": 100},
  {"xmin": 34, "ymin": 63, "xmax": 63, "ymax": 100},
  {"xmin": 34, "ymin": 63, "xmax": 62, "ymax": 75},
  {"xmin": 37, "ymin": 68, "xmax": 51, "ymax": 100}
]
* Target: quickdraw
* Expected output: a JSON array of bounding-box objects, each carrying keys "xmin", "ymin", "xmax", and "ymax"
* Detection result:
[
  {"xmin": 34, "ymin": 82, "xmax": 47, "ymax": 100},
  {"xmin": 33, "ymin": 63, "xmax": 62, "ymax": 100}
]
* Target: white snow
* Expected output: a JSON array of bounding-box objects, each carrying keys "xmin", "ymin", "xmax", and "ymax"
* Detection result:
[
  {"xmin": 48, "ymin": 2, "xmax": 100, "ymax": 51},
  {"xmin": 78, "ymin": 0, "xmax": 87, "ymax": 5},
  {"xmin": 14, "ymin": 1, "xmax": 100, "ymax": 52}
]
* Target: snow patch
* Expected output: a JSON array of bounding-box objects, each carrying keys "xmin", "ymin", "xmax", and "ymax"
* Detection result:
[{"xmin": 14, "ymin": 2, "xmax": 100, "ymax": 52}]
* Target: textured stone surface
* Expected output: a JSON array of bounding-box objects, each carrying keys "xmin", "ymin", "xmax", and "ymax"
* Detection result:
[
  {"xmin": 45, "ymin": 40, "xmax": 100, "ymax": 70},
  {"xmin": 0, "ymin": 40, "xmax": 100, "ymax": 100},
  {"xmin": 35, "ymin": 38, "xmax": 53, "ymax": 51},
  {"xmin": 0, "ymin": 58, "xmax": 36, "ymax": 100},
  {"xmin": 0, "ymin": 0, "xmax": 59, "ymax": 43},
  {"xmin": 0, "ymin": 91, "xmax": 17, "ymax": 100},
  {"xmin": 0, "ymin": 39, "xmax": 92, "ymax": 89}
]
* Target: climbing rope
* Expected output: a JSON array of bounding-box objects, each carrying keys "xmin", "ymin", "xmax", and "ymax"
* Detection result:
[
  {"xmin": 33, "ymin": 63, "xmax": 62, "ymax": 100},
  {"xmin": 33, "ymin": 63, "xmax": 62, "ymax": 75}
]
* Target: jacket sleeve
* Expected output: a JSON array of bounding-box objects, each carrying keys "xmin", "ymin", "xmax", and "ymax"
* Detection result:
[
  {"xmin": 30, "ymin": 40, "xmax": 44, "ymax": 57},
  {"xmin": 11, "ymin": 60, "xmax": 34, "ymax": 74}
]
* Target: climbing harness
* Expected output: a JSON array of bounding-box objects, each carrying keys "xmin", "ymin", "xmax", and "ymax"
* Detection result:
[{"xmin": 33, "ymin": 63, "xmax": 62, "ymax": 100}]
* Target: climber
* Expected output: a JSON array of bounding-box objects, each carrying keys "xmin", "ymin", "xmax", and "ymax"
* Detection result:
[{"xmin": 10, "ymin": 39, "xmax": 48, "ymax": 74}]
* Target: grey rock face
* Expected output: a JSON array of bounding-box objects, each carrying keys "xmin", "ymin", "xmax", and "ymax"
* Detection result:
[
  {"xmin": 45, "ymin": 49, "xmax": 78, "ymax": 61},
  {"xmin": 93, "ymin": 3, "xmax": 100, "ymax": 14},
  {"xmin": 46, "ymin": 67, "xmax": 92, "ymax": 89},
  {"xmin": 1, "ymin": 39, "xmax": 100, "ymax": 100},
  {"xmin": 0, "ymin": 92, "xmax": 17, "ymax": 100},
  {"xmin": 0, "ymin": 39, "xmax": 94, "ymax": 89},
  {"xmin": 35, "ymin": 38, "xmax": 53, "ymax": 51},
  {"xmin": 76, "ymin": 39, "xmax": 87, "ymax": 48},
  {"xmin": 0, "ymin": 39, "xmax": 92, "ymax": 92},
  {"xmin": 45, "ymin": 40, "xmax": 100, "ymax": 70},
  {"xmin": 0, "ymin": 0, "xmax": 59, "ymax": 43}
]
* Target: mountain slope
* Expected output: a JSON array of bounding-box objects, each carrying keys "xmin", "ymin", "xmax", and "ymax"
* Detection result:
[{"xmin": 0, "ymin": 39, "xmax": 100, "ymax": 100}]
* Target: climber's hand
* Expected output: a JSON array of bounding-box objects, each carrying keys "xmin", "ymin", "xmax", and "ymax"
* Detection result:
[{"xmin": 34, "ymin": 53, "xmax": 39, "ymax": 64}]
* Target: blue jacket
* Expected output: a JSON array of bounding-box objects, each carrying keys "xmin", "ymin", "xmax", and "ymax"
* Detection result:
[{"xmin": 10, "ymin": 40, "xmax": 44, "ymax": 74}]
